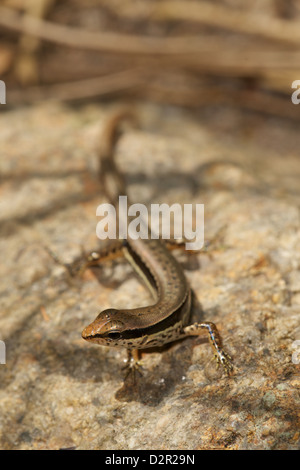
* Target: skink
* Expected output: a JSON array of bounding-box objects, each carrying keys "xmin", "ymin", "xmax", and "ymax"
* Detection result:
[{"xmin": 81, "ymin": 112, "xmax": 232, "ymax": 376}]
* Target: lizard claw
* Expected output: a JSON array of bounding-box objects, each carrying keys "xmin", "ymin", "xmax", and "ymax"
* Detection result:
[
  {"xmin": 215, "ymin": 350, "xmax": 233, "ymax": 376},
  {"xmin": 122, "ymin": 356, "xmax": 144, "ymax": 382}
]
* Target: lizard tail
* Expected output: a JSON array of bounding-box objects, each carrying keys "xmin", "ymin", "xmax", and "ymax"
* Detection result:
[{"xmin": 98, "ymin": 109, "xmax": 136, "ymax": 207}]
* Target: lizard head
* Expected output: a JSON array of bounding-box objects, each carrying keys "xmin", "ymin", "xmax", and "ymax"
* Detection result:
[{"xmin": 81, "ymin": 308, "xmax": 126, "ymax": 346}]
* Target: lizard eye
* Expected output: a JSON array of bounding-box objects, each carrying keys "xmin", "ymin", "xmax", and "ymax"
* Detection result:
[{"xmin": 107, "ymin": 331, "xmax": 121, "ymax": 339}]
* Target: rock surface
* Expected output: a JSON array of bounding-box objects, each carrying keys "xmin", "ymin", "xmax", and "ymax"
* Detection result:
[{"xmin": 0, "ymin": 101, "xmax": 299, "ymax": 450}]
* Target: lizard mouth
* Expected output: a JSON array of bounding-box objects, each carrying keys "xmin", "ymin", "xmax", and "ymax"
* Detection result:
[
  {"xmin": 81, "ymin": 323, "xmax": 101, "ymax": 341},
  {"xmin": 81, "ymin": 324, "xmax": 121, "ymax": 341}
]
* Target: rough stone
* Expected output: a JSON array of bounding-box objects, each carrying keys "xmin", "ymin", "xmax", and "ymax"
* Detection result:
[{"xmin": 0, "ymin": 102, "xmax": 299, "ymax": 450}]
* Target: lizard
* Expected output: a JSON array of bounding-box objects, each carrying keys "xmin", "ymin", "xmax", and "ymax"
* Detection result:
[{"xmin": 80, "ymin": 110, "xmax": 233, "ymax": 378}]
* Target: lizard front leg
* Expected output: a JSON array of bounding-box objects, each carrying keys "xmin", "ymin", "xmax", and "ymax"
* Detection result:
[{"xmin": 122, "ymin": 349, "xmax": 144, "ymax": 382}]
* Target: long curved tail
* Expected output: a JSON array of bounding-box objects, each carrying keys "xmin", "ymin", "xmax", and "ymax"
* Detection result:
[{"xmin": 98, "ymin": 110, "xmax": 136, "ymax": 208}]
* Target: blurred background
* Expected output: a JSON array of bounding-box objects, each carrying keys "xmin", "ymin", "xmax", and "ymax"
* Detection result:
[
  {"xmin": 1, "ymin": 1, "xmax": 300, "ymax": 451},
  {"xmin": 0, "ymin": 0, "xmax": 300, "ymax": 117}
]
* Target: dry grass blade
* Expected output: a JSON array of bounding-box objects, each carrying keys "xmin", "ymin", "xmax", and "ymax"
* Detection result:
[
  {"xmin": 119, "ymin": 0, "xmax": 300, "ymax": 47},
  {"xmin": 0, "ymin": 5, "xmax": 209, "ymax": 55},
  {"xmin": 8, "ymin": 68, "xmax": 147, "ymax": 103}
]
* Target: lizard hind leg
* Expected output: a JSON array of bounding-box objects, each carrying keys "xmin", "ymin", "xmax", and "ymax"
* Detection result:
[
  {"xmin": 44, "ymin": 239, "xmax": 124, "ymax": 278},
  {"xmin": 183, "ymin": 322, "xmax": 233, "ymax": 375}
]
